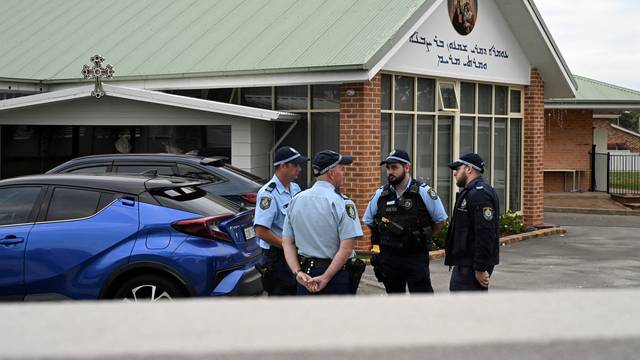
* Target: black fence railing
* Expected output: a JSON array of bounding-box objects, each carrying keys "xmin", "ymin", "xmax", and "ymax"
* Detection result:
[{"xmin": 608, "ymin": 154, "xmax": 640, "ymax": 195}]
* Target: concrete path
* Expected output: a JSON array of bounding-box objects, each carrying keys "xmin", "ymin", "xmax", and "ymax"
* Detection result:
[{"xmin": 358, "ymin": 212, "xmax": 640, "ymax": 295}]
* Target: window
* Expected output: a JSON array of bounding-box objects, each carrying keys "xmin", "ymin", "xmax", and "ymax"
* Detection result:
[
  {"xmin": 381, "ymin": 75, "xmax": 392, "ymax": 110},
  {"xmin": 417, "ymin": 78, "xmax": 436, "ymax": 112},
  {"xmin": 380, "ymin": 113, "xmax": 391, "ymax": 184},
  {"xmin": 115, "ymin": 165, "xmax": 175, "ymax": 176},
  {"xmin": 311, "ymin": 113, "xmax": 340, "ymax": 155},
  {"xmin": 380, "ymin": 73, "xmax": 524, "ymax": 212},
  {"xmin": 240, "ymin": 87, "xmax": 272, "ymax": 109},
  {"xmin": 509, "ymin": 119, "xmax": 523, "ymax": 211},
  {"xmin": 494, "ymin": 119, "xmax": 507, "ymax": 211},
  {"xmin": 478, "ymin": 84, "xmax": 492, "ymax": 114},
  {"xmin": 276, "ymin": 86, "xmax": 307, "ymax": 110},
  {"xmin": 46, "ymin": 188, "xmax": 102, "ymax": 221},
  {"xmin": 510, "ymin": 90, "xmax": 522, "ymax": 113},
  {"xmin": 68, "ymin": 166, "xmax": 109, "ymax": 174},
  {"xmin": 0, "ymin": 187, "xmax": 42, "ymax": 226},
  {"xmin": 460, "ymin": 82, "xmax": 475, "ymax": 114},
  {"xmin": 177, "ymin": 164, "xmax": 223, "ymax": 182},
  {"xmin": 437, "ymin": 117, "xmax": 453, "ymax": 212},
  {"xmin": 494, "ymin": 86, "xmax": 508, "ymax": 115},
  {"xmin": 416, "ymin": 116, "xmax": 434, "ymax": 184},
  {"xmin": 438, "ymin": 82, "xmax": 458, "ymax": 111},
  {"xmin": 394, "ymin": 114, "xmax": 413, "ymax": 157},
  {"xmin": 312, "ymin": 85, "xmax": 340, "ymax": 110},
  {"xmin": 394, "ymin": 75, "xmax": 414, "ymax": 111},
  {"xmin": 460, "ymin": 117, "xmax": 475, "ymax": 156}
]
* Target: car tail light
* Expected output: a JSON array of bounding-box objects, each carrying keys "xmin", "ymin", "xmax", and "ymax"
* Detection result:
[
  {"xmin": 172, "ymin": 214, "xmax": 234, "ymax": 242},
  {"xmin": 241, "ymin": 193, "xmax": 257, "ymax": 204}
]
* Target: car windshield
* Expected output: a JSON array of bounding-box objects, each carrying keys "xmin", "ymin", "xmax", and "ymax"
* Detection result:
[{"xmin": 151, "ymin": 186, "xmax": 242, "ymax": 216}]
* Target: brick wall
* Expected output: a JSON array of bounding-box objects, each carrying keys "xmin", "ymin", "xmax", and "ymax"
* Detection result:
[
  {"xmin": 340, "ymin": 75, "xmax": 381, "ymax": 251},
  {"xmin": 523, "ymin": 69, "xmax": 545, "ymax": 226},
  {"xmin": 543, "ymin": 109, "xmax": 593, "ymax": 192}
]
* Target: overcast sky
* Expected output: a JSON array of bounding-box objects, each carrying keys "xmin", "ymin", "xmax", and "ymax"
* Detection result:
[{"xmin": 535, "ymin": 0, "xmax": 640, "ymax": 91}]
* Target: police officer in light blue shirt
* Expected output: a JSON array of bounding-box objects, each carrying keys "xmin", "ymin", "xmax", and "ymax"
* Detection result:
[
  {"xmin": 363, "ymin": 149, "xmax": 447, "ymax": 294},
  {"xmin": 254, "ymin": 146, "xmax": 307, "ymax": 296},
  {"xmin": 282, "ymin": 150, "xmax": 363, "ymax": 295}
]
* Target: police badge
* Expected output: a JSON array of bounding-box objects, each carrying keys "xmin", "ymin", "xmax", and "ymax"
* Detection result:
[
  {"xmin": 482, "ymin": 207, "xmax": 494, "ymax": 221},
  {"xmin": 346, "ymin": 204, "xmax": 356, "ymax": 220},
  {"xmin": 428, "ymin": 189, "xmax": 439, "ymax": 200},
  {"xmin": 259, "ymin": 196, "xmax": 271, "ymax": 210}
]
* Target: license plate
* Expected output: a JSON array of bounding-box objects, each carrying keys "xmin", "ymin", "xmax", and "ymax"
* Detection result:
[{"xmin": 244, "ymin": 226, "xmax": 256, "ymax": 240}]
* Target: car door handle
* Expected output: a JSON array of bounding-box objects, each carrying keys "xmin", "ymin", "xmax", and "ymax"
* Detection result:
[{"xmin": 0, "ymin": 235, "xmax": 24, "ymax": 245}]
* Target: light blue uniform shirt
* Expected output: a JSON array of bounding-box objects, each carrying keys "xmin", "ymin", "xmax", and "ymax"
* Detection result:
[
  {"xmin": 283, "ymin": 180, "xmax": 363, "ymax": 259},
  {"xmin": 362, "ymin": 179, "xmax": 448, "ymax": 225},
  {"xmin": 253, "ymin": 175, "xmax": 301, "ymax": 249}
]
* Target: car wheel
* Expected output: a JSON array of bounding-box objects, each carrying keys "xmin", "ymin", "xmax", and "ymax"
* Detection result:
[{"xmin": 113, "ymin": 274, "xmax": 188, "ymax": 302}]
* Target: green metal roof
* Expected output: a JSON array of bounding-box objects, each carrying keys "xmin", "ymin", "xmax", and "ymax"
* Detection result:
[
  {"xmin": 547, "ymin": 75, "xmax": 640, "ymax": 104},
  {"xmin": 0, "ymin": 0, "xmax": 432, "ymax": 82}
]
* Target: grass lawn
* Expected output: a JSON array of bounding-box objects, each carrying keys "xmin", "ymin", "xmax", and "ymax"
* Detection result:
[{"xmin": 609, "ymin": 171, "xmax": 640, "ymax": 191}]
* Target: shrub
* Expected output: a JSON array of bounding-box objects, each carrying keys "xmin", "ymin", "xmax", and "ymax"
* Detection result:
[{"xmin": 499, "ymin": 210, "xmax": 527, "ymax": 235}]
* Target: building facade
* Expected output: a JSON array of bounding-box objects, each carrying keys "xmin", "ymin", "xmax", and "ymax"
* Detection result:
[{"xmin": 0, "ymin": 0, "xmax": 579, "ymax": 250}]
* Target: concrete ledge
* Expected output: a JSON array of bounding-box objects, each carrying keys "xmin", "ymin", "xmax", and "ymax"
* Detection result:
[
  {"xmin": 2, "ymin": 290, "xmax": 640, "ymax": 359},
  {"xmin": 545, "ymin": 206, "xmax": 640, "ymax": 216}
]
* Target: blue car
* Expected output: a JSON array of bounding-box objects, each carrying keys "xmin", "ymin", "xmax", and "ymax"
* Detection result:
[{"xmin": 0, "ymin": 174, "xmax": 263, "ymax": 301}]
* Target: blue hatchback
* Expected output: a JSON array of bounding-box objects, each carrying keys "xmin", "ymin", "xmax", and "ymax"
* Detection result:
[{"xmin": 0, "ymin": 174, "xmax": 263, "ymax": 301}]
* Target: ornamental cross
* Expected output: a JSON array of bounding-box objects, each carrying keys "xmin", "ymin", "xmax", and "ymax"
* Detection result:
[{"xmin": 81, "ymin": 54, "xmax": 114, "ymax": 98}]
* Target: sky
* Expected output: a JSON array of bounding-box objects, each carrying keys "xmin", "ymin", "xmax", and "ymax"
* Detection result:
[{"xmin": 534, "ymin": 0, "xmax": 640, "ymax": 91}]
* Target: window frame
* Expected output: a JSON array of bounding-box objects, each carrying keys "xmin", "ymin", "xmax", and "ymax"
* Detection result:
[{"xmin": 38, "ymin": 186, "xmax": 118, "ymax": 223}]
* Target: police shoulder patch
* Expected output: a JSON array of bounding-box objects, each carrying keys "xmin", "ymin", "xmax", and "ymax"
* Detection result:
[
  {"xmin": 345, "ymin": 204, "xmax": 357, "ymax": 220},
  {"xmin": 482, "ymin": 207, "xmax": 494, "ymax": 221},
  {"xmin": 259, "ymin": 196, "xmax": 272, "ymax": 210},
  {"xmin": 427, "ymin": 188, "xmax": 439, "ymax": 200}
]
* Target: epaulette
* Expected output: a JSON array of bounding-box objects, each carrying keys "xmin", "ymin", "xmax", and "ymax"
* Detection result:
[
  {"xmin": 380, "ymin": 183, "xmax": 391, "ymax": 197},
  {"xmin": 265, "ymin": 182, "xmax": 276, "ymax": 192},
  {"xmin": 408, "ymin": 179, "xmax": 422, "ymax": 195}
]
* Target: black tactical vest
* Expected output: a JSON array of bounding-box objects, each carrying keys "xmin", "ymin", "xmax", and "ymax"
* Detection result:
[{"xmin": 373, "ymin": 179, "xmax": 433, "ymax": 253}]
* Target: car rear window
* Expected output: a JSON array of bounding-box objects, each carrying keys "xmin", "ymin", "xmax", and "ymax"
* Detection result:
[{"xmin": 151, "ymin": 186, "xmax": 241, "ymax": 216}]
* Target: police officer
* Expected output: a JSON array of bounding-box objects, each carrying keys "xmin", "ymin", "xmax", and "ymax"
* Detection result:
[
  {"xmin": 254, "ymin": 146, "xmax": 308, "ymax": 296},
  {"xmin": 363, "ymin": 149, "xmax": 448, "ymax": 294},
  {"xmin": 446, "ymin": 153, "xmax": 500, "ymax": 291},
  {"xmin": 282, "ymin": 150, "xmax": 364, "ymax": 295}
]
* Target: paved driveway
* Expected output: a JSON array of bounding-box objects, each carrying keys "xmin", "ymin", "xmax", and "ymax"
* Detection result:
[{"xmin": 359, "ymin": 212, "xmax": 640, "ymax": 295}]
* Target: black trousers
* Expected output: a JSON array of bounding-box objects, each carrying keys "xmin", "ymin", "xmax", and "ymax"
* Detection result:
[
  {"xmin": 260, "ymin": 248, "xmax": 297, "ymax": 296},
  {"xmin": 378, "ymin": 251, "xmax": 433, "ymax": 294},
  {"xmin": 449, "ymin": 265, "xmax": 494, "ymax": 292}
]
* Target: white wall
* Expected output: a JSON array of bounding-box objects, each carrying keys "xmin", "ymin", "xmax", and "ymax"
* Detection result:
[{"xmin": 383, "ymin": 0, "xmax": 530, "ymax": 85}]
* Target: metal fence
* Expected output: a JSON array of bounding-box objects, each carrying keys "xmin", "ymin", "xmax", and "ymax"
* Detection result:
[{"xmin": 608, "ymin": 153, "xmax": 640, "ymax": 195}]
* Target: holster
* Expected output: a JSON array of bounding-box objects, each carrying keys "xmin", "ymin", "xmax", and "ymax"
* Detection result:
[{"xmin": 346, "ymin": 258, "xmax": 366, "ymax": 294}]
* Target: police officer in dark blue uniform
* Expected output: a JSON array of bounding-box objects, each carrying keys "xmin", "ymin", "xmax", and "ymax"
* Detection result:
[
  {"xmin": 446, "ymin": 153, "xmax": 500, "ymax": 291},
  {"xmin": 363, "ymin": 150, "xmax": 448, "ymax": 294}
]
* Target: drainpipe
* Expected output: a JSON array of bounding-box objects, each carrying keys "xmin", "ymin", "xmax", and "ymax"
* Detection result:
[{"xmin": 268, "ymin": 119, "xmax": 298, "ymax": 177}]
